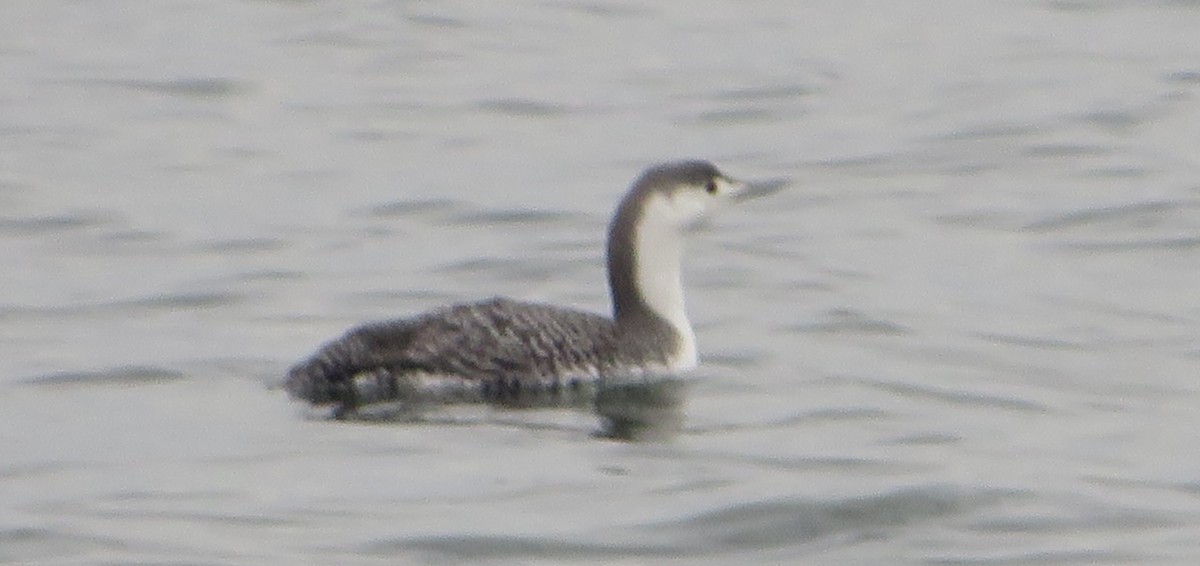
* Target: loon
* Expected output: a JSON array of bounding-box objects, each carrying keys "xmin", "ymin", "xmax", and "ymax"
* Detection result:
[{"xmin": 284, "ymin": 160, "xmax": 784, "ymax": 418}]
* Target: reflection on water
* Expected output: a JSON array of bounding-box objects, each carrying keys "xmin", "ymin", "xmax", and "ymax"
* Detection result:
[
  {"xmin": 305, "ymin": 373, "xmax": 688, "ymax": 442},
  {"xmin": 593, "ymin": 378, "xmax": 687, "ymax": 442}
]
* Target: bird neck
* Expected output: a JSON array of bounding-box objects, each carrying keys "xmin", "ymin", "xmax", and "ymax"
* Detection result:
[{"xmin": 606, "ymin": 192, "xmax": 697, "ymax": 370}]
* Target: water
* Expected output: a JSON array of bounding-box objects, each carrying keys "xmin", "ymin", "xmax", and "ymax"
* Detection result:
[{"xmin": 3, "ymin": 0, "xmax": 1200, "ymax": 563}]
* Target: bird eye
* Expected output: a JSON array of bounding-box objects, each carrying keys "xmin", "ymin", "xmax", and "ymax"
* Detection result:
[{"xmin": 705, "ymin": 179, "xmax": 719, "ymax": 195}]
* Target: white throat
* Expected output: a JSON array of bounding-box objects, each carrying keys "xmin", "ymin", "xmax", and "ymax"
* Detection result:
[{"xmin": 632, "ymin": 194, "xmax": 697, "ymax": 370}]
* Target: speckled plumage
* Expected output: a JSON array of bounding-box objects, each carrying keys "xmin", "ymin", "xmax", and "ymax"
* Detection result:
[{"xmin": 284, "ymin": 297, "xmax": 679, "ymax": 415}]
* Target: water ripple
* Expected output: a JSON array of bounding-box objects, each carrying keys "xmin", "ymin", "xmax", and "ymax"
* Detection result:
[
  {"xmin": 477, "ymin": 98, "xmax": 571, "ymax": 117},
  {"xmin": 785, "ymin": 308, "xmax": 911, "ymax": 336},
  {"xmin": 445, "ymin": 208, "xmax": 583, "ymax": 226},
  {"xmin": 647, "ymin": 485, "xmax": 1004, "ymax": 551},
  {"xmin": 973, "ymin": 332, "xmax": 1088, "ymax": 351},
  {"xmin": 87, "ymin": 77, "xmax": 251, "ymax": 99},
  {"xmin": 196, "ymin": 237, "xmax": 287, "ymax": 254},
  {"xmin": 0, "ymin": 527, "xmax": 129, "ymax": 564},
  {"xmin": 364, "ymin": 197, "xmax": 464, "ymax": 218},
  {"xmin": 374, "ymin": 485, "xmax": 1011, "ymax": 560},
  {"xmin": 0, "ymin": 211, "xmax": 114, "ymax": 235},
  {"xmin": 1022, "ymin": 200, "xmax": 1190, "ymax": 233},
  {"xmin": 0, "ymin": 291, "xmax": 242, "ymax": 320},
  {"xmin": 21, "ymin": 365, "xmax": 187, "ymax": 388},
  {"xmin": 367, "ymin": 535, "xmax": 672, "ymax": 561},
  {"xmin": 692, "ymin": 107, "xmax": 779, "ymax": 125},
  {"xmin": 1055, "ymin": 236, "xmax": 1200, "ymax": 252},
  {"xmin": 1165, "ymin": 69, "xmax": 1200, "ymax": 84},
  {"xmin": 709, "ymin": 84, "xmax": 812, "ymax": 101},
  {"xmin": 836, "ymin": 376, "xmax": 1048, "ymax": 413}
]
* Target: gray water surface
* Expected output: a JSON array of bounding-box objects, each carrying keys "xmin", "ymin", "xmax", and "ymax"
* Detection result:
[{"xmin": 3, "ymin": 1, "xmax": 1200, "ymax": 564}]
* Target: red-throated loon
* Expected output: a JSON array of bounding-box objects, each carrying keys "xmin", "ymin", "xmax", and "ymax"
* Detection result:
[{"xmin": 284, "ymin": 161, "xmax": 785, "ymax": 418}]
